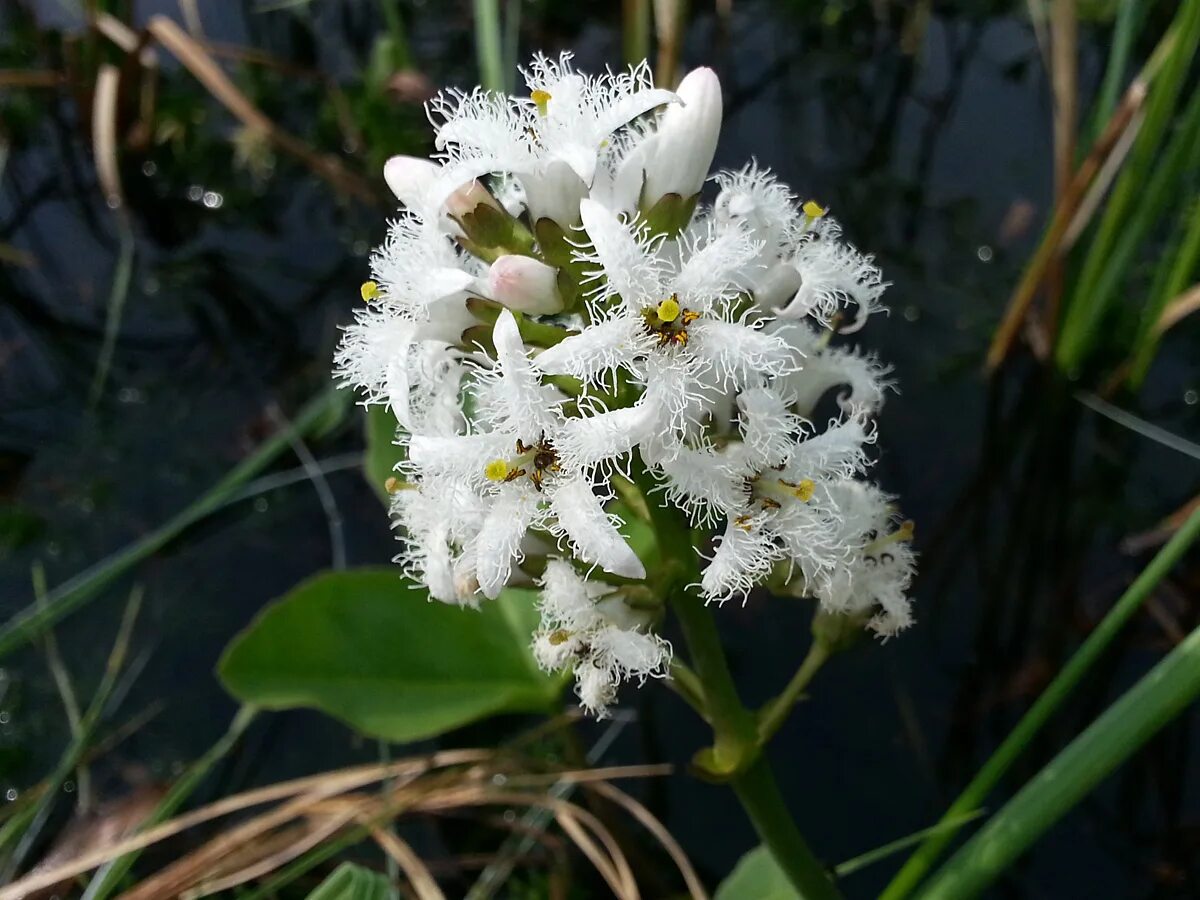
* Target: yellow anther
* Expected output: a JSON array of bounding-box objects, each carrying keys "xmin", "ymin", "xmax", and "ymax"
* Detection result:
[
  {"xmin": 802, "ymin": 200, "xmax": 827, "ymax": 219},
  {"xmin": 384, "ymin": 476, "xmax": 401, "ymax": 494},
  {"xmin": 657, "ymin": 296, "xmax": 681, "ymax": 322},
  {"xmin": 894, "ymin": 519, "xmax": 915, "ymax": 541},
  {"xmin": 531, "ymin": 89, "xmax": 551, "ymax": 116},
  {"xmin": 484, "ymin": 458, "xmax": 510, "ymax": 482},
  {"xmin": 360, "ymin": 280, "xmax": 380, "ymax": 301},
  {"xmin": 548, "ymin": 629, "xmax": 571, "ymax": 646},
  {"xmin": 791, "ymin": 478, "xmax": 816, "ymax": 502}
]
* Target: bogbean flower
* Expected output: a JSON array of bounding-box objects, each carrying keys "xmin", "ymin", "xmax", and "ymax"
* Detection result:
[{"xmin": 335, "ymin": 53, "xmax": 916, "ymax": 715}]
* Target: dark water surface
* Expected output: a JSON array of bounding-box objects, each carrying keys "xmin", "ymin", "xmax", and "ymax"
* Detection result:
[{"xmin": 2, "ymin": 2, "xmax": 1198, "ymax": 897}]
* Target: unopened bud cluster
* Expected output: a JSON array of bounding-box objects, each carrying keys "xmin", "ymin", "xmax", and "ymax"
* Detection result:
[{"xmin": 335, "ymin": 53, "xmax": 914, "ymax": 716}]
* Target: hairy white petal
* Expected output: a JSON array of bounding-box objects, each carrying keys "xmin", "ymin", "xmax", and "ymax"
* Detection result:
[
  {"xmin": 550, "ymin": 477, "xmax": 646, "ymax": 579},
  {"xmin": 474, "ymin": 490, "xmax": 539, "ymax": 598},
  {"xmin": 701, "ymin": 515, "xmax": 784, "ymax": 604},
  {"xmin": 533, "ymin": 313, "xmax": 651, "ymax": 385}
]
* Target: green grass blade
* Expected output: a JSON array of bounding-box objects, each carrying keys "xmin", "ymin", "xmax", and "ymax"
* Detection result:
[
  {"xmin": 88, "ymin": 217, "xmax": 135, "ymax": 407},
  {"xmin": 473, "ymin": 0, "xmax": 505, "ymax": 92},
  {"xmin": 0, "ymin": 387, "xmax": 348, "ymax": 661},
  {"xmin": 1130, "ymin": 189, "xmax": 1200, "ymax": 383},
  {"xmin": 1057, "ymin": 0, "xmax": 1200, "ymax": 372},
  {"xmin": 834, "ymin": 810, "xmax": 985, "ymax": 879},
  {"xmin": 0, "ymin": 590, "xmax": 141, "ymax": 880},
  {"xmin": 880, "ymin": 502, "xmax": 1200, "ymax": 900},
  {"xmin": 1090, "ymin": 0, "xmax": 1142, "ymax": 136},
  {"xmin": 81, "ymin": 705, "xmax": 257, "ymax": 900},
  {"xmin": 916, "ymin": 620, "xmax": 1200, "ymax": 899}
]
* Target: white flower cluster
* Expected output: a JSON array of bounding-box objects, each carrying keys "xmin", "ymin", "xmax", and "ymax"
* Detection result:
[{"xmin": 335, "ymin": 53, "xmax": 915, "ymax": 716}]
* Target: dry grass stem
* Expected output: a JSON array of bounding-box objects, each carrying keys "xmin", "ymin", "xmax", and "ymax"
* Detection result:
[
  {"xmin": 1153, "ymin": 283, "xmax": 1200, "ymax": 336},
  {"xmin": 985, "ymin": 79, "xmax": 1147, "ymax": 371},
  {"xmin": 4, "ymin": 747, "xmax": 681, "ymax": 900}
]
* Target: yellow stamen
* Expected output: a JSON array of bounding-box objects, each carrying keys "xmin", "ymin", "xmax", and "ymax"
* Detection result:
[
  {"xmin": 384, "ymin": 476, "xmax": 401, "ymax": 494},
  {"xmin": 531, "ymin": 89, "xmax": 551, "ymax": 116},
  {"xmin": 548, "ymin": 629, "xmax": 571, "ymax": 646},
  {"xmin": 360, "ymin": 280, "xmax": 380, "ymax": 301},
  {"xmin": 657, "ymin": 296, "xmax": 681, "ymax": 322},
  {"xmin": 802, "ymin": 200, "xmax": 827, "ymax": 219},
  {"xmin": 790, "ymin": 478, "xmax": 816, "ymax": 502},
  {"xmin": 484, "ymin": 458, "xmax": 510, "ymax": 482},
  {"xmin": 894, "ymin": 519, "xmax": 915, "ymax": 541}
]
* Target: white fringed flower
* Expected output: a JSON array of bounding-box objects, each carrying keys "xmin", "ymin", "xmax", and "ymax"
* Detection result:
[
  {"xmin": 404, "ymin": 310, "xmax": 645, "ymax": 600},
  {"xmin": 532, "ymin": 560, "xmax": 671, "ymax": 717},
  {"xmin": 336, "ymin": 53, "xmax": 916, "ymax": 719}
]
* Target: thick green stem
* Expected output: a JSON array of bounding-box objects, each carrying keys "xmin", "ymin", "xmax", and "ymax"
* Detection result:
[
  {"xmin": 733, "ymin": 755, "xmax": 843, "ymax": 900},
  {"xmin": 631, "ymin": 456, "xmax": 842, "ymax": 898},
  {"xmin": 670, "ymin": 592, "xmax": 757, "ymax": 770}
]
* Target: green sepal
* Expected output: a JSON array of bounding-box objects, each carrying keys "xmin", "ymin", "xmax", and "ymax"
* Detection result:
[
  {"xmin": 456, "ymin": 202, "xmax": 535, "ymax": 262},
  {"xmin": 465, "ymin": 296, "xmax": 503, "ymax": 325},
  {"xmin": 640, "ymin": 192, "xmax": 699, "ymax": 239},
  {"xmin": 461, "ymin": 324, "xmax": 496, "ymax": 354},
  {"xmin": 810, "ymin": 606, "xmax": 869, "ymax": 654},
  {"xmin": 534, "ymin": 217, "xmax": 590, "ymax": 311}
]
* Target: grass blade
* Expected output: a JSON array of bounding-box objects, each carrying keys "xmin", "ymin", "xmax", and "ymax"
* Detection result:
[
  {"xmin": 0, "ymin": 388, "xmax": 348, "ymax": 661},
  {"xmin": 1056, "ymin": 0, "xmax": 1200, "ymax": 372},
  {"xmin": 81, "ymin": 706, "xmax": 257, "ymax": 900},
  {"xmin": 916, "ymin": 620, "xmax": 1200, "ymax": 899},
  {"xmin": 880, "ymin": 502, "xmax": 1200, "ymax": 899},
  {"xmin": 473, "ymin": 0, "xmax": 505, "ymax": 93}
]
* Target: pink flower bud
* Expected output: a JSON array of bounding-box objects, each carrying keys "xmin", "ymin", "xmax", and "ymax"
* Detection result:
[
  {"xmin": 487, "ymin": 255, "xmax": 564, "ymax": 315},
  {"xmin": 383, "ymin": 155, "xmax": 439, "ymax": 208}
]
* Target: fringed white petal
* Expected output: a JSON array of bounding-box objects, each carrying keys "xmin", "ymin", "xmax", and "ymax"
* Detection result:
[{"xmin": 550, "ymin": 477, "xmax": 646, "ymax": 579}]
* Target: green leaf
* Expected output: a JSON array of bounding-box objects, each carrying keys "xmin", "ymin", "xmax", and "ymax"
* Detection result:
[
  {"xmin": 306, "ymin": 862, "xmax": 392, "ymax": 900},
  {"xmin": 364, "ymin": 405, "xmax": 404, "ymax": 504},
  {"xmin": 716, "ymin": 846, "xmax": 800, "ymax": 900},
  {"xmin": 219, "ymin": 570, "xmax": 562, "ymax": 742}
]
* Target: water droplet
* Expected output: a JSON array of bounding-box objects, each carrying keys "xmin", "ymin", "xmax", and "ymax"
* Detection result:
[
  {"xmin": 63, "ymin": 780, "xmax": 75, "ymax": 793},
  {"xmin": 118, "ymin": 387, "xmax": 144, "ymax": 405},
  {"xmin": 141, "ymin": 161, "xmax": 157, "ymax": 177},
  {"xmin": 1184, "ymin": 389, "xmax": 1198, "ymax": 406},
  {"xmin": 976, "ymin": 245, "xmax": 993, "ymax": 262},
  {"xmin": 5, "ymin": 788, "xmax": 17, "ymax": 802},
  {"xmin": 491, "ymin": 773, "xmax": 508, "ymax": 787},
  {"xmin": 202, "ymin": 191, "xmax": 224, "ymax": 209},
  {"xmin": 186, "ymin": 184, "xmax": 204, "ymax": 202},
  {"xmin": 903, "ymin": 305, "xmax": 920, "ymax": 322},
  {"xmin": 0, "ymin": 711, "xmax": 9, "ymax": 725},
  {"xmin": 106, "ymin": 196, "xmax": 122, "ymax": 210},
  {"xmin": 254, "ymin": 497, "xmax": 269, "ymax": 513},
  {"xmin": 502, "ymin": 809, "xmax": 516, "ymax": 823},
  {"xmin": 143, "ymin": 276, "xmax": 160, "ymax": 295},
  {"xmin": 46, "ymin": 542, "xmax": 61, "ymax": 558}
]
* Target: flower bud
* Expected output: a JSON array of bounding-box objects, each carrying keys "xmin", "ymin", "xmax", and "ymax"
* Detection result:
[
  {"xmin": 383, "ymin": 155, "xmax": 439, "ymax": 208},
  {"xmin": 641, "ymin": 67, "xmax": 722, "ymax": 208},
  {"xmin": 486, "ymin": 255, "xmax": 565, "ymax": 315}
]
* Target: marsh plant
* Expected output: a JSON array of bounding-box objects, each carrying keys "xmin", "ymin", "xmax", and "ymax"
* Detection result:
[{"xmin": 332, "ymin": 53, "xmax": 910, "ymax": 894}]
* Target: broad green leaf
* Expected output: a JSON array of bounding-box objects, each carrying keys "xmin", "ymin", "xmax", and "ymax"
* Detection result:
[
  {"xmin": 364, "ymin": 405, "xmax": 404, "ymax": 503},
  {"xmin": 219, "ymin": 570, "xmax": 562, "ymax": 742},
  {"xmin": 306, "ymin": 862, "xmax": 392, "ymax": 900},
  {"xmin": 716, "ymin": 846, "xmax": 800, "ymax": 900}
]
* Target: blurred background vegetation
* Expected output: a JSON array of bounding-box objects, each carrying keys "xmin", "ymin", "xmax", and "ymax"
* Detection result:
[{"xmin": 0, "ymin": 0, "xmax": 1197, "ymax": 897}]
